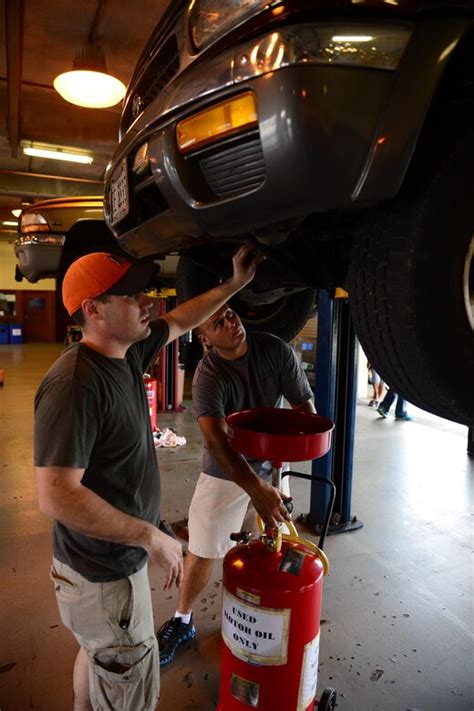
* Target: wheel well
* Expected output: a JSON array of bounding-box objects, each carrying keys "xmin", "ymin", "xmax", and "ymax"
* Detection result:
[
  {"xmin": 63, "ymin": 220, "xmax": 118, "ymax": 255},
  {"xmin": 431, "ymin": 25, "xmax": 474, "ymax": 106},
  {"xmin": 412, "ymin": 24, "xmax": 473, "ymax": 163},
  {"xmin": 392, "ymin": 24, "xmax": 473, "ymax": 202},
  {"xmin": 57, "ymin": 219, "xmax": 124, "ymax": 291}
]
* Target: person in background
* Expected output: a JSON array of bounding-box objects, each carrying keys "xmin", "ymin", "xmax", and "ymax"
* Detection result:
[
  {"xmin": 367, "ymin": 362, "xmax": 385, "ymax": 408},
  {"xmin": 156, "ymin": 303, "xmax": 315, "ymax": 666},
  {"xmin": 34, "ymin": 246, "xmax": 259, "ymax": 711},
  {"xmin": 377, "ymin": 387, "xmax": 414, "ymax": 421}
]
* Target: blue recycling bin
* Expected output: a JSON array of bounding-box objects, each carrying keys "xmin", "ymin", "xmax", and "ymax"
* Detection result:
[
  {"xmin": 0, "ymin": 324, "xmax": 9, "ymax": 344},
  {"xmin": 8, "ymin": 323, "xmax": 24, "ymax": 344}
]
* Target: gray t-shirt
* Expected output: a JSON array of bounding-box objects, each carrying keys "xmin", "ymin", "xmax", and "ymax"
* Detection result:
[
  {"xmin": 34, "ymin": 319, "xmax": 169, "ymax": 582},
  {"xmin": 192, "ymin": 332, "xmax": 313, "ymax": 479}
]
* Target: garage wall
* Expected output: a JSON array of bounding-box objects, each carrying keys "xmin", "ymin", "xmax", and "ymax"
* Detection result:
[
  {"xmin": 0, "ymin": 239, "xmax": 55, "ymax": 291},
  {"xmin": 294, "ymin": 315, "xmax": 371, "ymax": 400}
]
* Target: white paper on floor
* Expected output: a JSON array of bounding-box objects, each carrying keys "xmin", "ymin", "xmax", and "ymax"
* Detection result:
[{"xmin": 153, "ymin": 428, "xmax": 186, "ymax": 447}]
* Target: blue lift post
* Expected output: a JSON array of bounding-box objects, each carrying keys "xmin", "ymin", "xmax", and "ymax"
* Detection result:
[{"xmin": 305, "ymin": 288, "xmax": 363, "ymax": 535}]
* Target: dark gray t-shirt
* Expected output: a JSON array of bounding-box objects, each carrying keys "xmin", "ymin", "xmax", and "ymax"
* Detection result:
[
  {"xmin": 34, "ymin": 319, "xmax": 169, "ymax": 582},
  {"xmin": 192, "ymin": 332, "xmax": 313, "ymax": 479}
]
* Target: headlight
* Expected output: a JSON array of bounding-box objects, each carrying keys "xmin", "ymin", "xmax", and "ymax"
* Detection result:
[
  {"xmin": 233, "ymin": 23, "xmax": 413, "ymax": 80},
  {"xmin": 20, "ymin": 213, "xmax": 51, "ymax": 234},
  {"xmin": 189, "ymin": 0, "xmax": 272, "ymax": 50}
]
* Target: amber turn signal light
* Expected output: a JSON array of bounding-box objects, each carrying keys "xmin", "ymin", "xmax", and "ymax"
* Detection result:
[{"xmin": 176, "ymin": 92, "xmax": 258, "ymax": 153}]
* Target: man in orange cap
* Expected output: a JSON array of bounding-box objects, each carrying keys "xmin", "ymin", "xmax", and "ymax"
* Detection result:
[{"xmin": 34, "ymin": 245, "xmax": 258, "ymax": 711}]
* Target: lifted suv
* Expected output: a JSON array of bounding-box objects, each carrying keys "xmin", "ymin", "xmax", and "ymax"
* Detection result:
[{"xmin": 104, "ymin": 0, "xmax": 473, "ymax": 426}]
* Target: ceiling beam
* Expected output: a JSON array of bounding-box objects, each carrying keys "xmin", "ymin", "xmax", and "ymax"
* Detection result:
[
  {"xmin": 11, "ymin": 84, "xmax": 120, "ymax": 148},
  {"xmin": 0, "ymin": 170, "xmax": 103, "ymax": 200},
  {"xmin": 5, "ymin": 0, "xmax": 25, "ymax": 158},
  {"xmin": 0, "ymin": 87, "xmax": 120, "ymax": 155}
]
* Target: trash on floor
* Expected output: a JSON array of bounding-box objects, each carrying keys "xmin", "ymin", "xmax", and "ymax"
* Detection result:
[{"xmin": 153, "ymin": 427, "xmax": 186, "ymax": 448}]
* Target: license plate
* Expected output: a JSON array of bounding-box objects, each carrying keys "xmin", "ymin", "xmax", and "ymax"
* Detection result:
[{"xmin": 109, "ymin": 159, "xmax": 129, "ymax": 226}]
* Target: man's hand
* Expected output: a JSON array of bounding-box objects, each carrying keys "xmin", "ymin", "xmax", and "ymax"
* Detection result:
[
  {"xmin": 145, "ymin": 529, "xmax": 184, "ymax": 590},
  {"xmin": 162, "ymin": 243, "xmax": 261, "ymax": 343},
  {"xmin": 249, "ymin": 478, "xmax": 292, "ymax": 529},
  {"xmin": 200, "ymin": 417, "xmax": 292, "ymax": 529},
  {"xmin": 229, "ymin": 244, "xmax": 261, "ymax": 291}
]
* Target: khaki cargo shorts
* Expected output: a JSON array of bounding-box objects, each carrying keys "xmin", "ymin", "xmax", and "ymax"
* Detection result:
[
  {"xmin": 50, "ymin": 558, "xmax": 159, "ymax": 711},
  {"xmin": 188, "ymin": 463, "xmax": 290, "ymax": 558}
]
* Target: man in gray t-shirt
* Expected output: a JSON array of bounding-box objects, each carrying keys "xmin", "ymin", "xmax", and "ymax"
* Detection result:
[
  {"xmin": 157, "ymin": 304, "xmax": 315, "ymax": 666},
  {"xmin": 34, "ymin": 247, "xmax": 259, "ymax": 711}
]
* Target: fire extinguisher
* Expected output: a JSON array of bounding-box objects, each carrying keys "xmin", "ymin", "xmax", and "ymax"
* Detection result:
[
  {"xmin": 216, "ymin": 472, "xmax": 336, "ymax": 711},
  {"xmin": 143, "ymin": 375, "xmax": 158, "ymax": 430}
]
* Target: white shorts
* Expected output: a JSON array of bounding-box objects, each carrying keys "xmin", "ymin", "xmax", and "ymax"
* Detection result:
[
  {"xmin": 188, "ymin": 465, "xmax": 290, "ymax": 559},
  {"xmin": 369, "ymin": 368, "xmax": 383, "ymax": 385}
]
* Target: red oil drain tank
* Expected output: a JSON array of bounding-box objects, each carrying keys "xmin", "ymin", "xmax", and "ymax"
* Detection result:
[
  {"xmin": 217, "ymin": 538, "xmax": 325, "ymax": 710},
  {"xmin": 217, "ymin": 408, "xmax": 336, "ymax": 711}
]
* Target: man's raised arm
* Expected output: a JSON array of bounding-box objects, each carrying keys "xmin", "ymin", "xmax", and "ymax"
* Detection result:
[{"xmin": 162, "ymin": 244, "xmax": 259, "ymax": 344}]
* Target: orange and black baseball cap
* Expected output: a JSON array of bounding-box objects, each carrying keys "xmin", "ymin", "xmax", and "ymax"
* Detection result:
[{"xmin": 62, "ymin": 252, "xmax": 155, "ymax": 316}]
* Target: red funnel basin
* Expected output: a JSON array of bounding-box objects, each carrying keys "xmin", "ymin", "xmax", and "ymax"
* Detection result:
[{"xmin": 226, "ymin": 408, "xmax": 334, "ymax": 464}]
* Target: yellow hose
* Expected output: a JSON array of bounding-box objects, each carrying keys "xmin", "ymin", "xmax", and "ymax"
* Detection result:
[{"xmin": 256, "ymin": 517, "xmax": 330, "ymax": 575}]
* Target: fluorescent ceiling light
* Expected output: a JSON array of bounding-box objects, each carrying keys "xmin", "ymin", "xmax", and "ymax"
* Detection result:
[
  {"xmin": 11, "ymin": 209, "xmax": 22, "ymax": 218},
  {"xmin": 23, "ymin": 146, "xmax": 94, "ymax": 164},
  {"xmin": 54, "ymin": 44, "xmax": 126, "ymax": 109},
  {"xmin": 332, "ymin": 35, "xmax": 374, "ymax": 42},
  {"xmin": 2, "ymin": 221, "xmax": 18, "ymax": 226}
]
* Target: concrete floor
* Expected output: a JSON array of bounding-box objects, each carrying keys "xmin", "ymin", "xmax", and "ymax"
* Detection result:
[{"xmin": 0, "ymin": 343, "xmax": 472, "ymax": 711}]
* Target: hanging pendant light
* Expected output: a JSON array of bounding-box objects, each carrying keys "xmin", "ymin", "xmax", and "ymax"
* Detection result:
[{"xmin": 54, "ymin": 44, "xmax": 126, "ymax": 109}]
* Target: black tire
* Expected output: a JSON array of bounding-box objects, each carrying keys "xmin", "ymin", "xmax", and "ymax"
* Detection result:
[
  {"xmin": 176, "ymin": 254, "xmax": 316, "ymax": 342},
  {"xmin": 56, "ymin": 220, "xmax": 127, "ymax": 294},
  {"xmin": 318, "ymin": 686, "xmax": 337, "ymax": 710},
  {"xmin": 349, "ymin": 115, "xmax": 474, "ymax": 426}
]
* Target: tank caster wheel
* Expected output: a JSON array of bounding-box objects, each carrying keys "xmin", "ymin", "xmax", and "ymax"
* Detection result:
[{"xmin": 318, "ymin": 686, "xmax": 337, "ymax": 710}]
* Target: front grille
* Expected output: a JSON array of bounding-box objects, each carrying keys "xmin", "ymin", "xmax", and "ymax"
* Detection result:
[
  {"xmin": 140, "ymin": 35, "xmax": 180, "ymax": 110},
  {"xmin": 199, "ymin": 133, "xmax": 266, "ymax": 198},
  {"xmin": 121, "ymin": 34, "xmax": 180, "ymax": 132}
]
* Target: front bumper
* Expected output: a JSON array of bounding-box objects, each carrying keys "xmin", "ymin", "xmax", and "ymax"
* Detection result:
[
  {"xmin": 104, "ymin": 17, "xmax": 463, "ymax": 260},
  {"xmin": 14, "ymin": 235, "xmax": 64, "ymax": 282}
]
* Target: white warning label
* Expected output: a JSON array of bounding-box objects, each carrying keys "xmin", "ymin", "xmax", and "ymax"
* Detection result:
[
  {"xmin": 297, "ymin": 633, "xmax": 320, "ymax": 710},
  {"xmin": 222, "ymin": 588, "xmax": 291, "ymax": 666}
]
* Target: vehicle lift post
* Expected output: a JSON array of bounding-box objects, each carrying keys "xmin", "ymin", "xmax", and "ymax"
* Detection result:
[
  {"xmin": 304, "ymin": 288, "xmax": 363, "ymax": 535},
  {"xmin": 155, "ymin": 296, "xmax": 185, "ymax": 413}
]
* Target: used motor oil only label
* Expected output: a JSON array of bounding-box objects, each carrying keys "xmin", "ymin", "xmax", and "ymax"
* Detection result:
[{"xmin": 222, "ymin": 589, "xmax": 290, "ymax": 665}]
